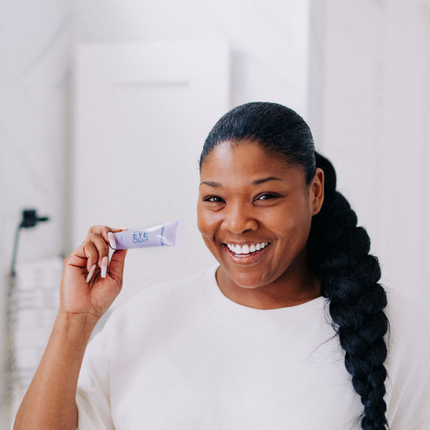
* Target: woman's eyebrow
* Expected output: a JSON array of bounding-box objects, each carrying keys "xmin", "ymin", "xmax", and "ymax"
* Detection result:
[
  {"xmin": 200, "ymin": 181, "xmax": 221, "ymax": 188},
  {"xmin": 251, "ymin": 177, "xmax": 282, "ymax": 185},
  {"xmin": 200, "ymin": 177, "xmax": 282, "ymax": 187}
]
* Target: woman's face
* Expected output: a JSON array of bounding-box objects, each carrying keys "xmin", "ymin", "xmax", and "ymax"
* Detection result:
[{"xmin": 197, "ymin": 140, "xmax": 324, "ymax": 295}]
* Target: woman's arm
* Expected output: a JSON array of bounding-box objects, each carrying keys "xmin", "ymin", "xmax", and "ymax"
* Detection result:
[
  {"xmin": 13, "ymin": 226, "xmax": 127, "ymax": 430},
  {"xmin": 13, "ymin": 313, "xmax": 97, "ymax": 429}
]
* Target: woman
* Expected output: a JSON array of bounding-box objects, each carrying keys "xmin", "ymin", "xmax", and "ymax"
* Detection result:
[{"xmin": 14, "ymin": 102, "xmax": 430, "ymax": 429}]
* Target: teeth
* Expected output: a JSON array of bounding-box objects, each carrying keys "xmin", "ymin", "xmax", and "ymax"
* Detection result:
[{"xmin": 227, "ymin": 242, "xmax": 268, "ymax": 256}]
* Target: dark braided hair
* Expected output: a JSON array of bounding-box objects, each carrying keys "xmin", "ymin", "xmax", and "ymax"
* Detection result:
[{"xmin": 199, "ymin": 102, "xmax": 389, "ymax": 429}]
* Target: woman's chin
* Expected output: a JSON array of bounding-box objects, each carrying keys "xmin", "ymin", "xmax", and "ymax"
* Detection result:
[{"xmin": 220, "ymin": 267, "xmax": 271, "ymax": 290}]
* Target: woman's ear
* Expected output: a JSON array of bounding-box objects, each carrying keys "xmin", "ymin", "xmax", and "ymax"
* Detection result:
[{"xmin": 310, "ymin": 168, "xmax": 324, "ymax": 215}]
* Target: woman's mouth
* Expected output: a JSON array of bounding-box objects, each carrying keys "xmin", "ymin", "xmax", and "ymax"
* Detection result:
[{"xmin": 225, "ymin": 242, "xmax": 270, "ymax": 259}]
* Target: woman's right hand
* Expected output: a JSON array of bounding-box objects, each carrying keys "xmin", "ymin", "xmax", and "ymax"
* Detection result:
[{"xmin": 59, "ymin": 226, "xmax": 128, "ymax": 322}]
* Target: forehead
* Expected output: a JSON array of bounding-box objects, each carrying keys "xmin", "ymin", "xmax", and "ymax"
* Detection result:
[{"xmin": 200, "ymin": 141, "xmax": 305, "ymax": 182}]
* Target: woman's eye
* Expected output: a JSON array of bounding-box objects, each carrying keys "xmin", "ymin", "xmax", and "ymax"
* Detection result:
[
  {"xmin": 204, "ymin": 196, "xmax": 224, "ymax": 203},
  {"xmin": 256, "ymin": 193, "xmax": 279, "ymax": 201}
]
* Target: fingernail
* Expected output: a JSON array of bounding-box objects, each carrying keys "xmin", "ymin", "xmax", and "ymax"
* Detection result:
[
  {"xmin": 108, "ymin": 232, "xmax": 116, "ymax": 250},
  {"xmin": 86, "ymin": 265, "xmax": 96, "ymax": 283},
  {"xmin": 101, "ymin": 257, "xmax": 108, "ymax": 278}
]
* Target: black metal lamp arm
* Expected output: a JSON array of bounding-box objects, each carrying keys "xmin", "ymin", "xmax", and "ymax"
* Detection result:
[{"xmin": 10, "ymin": 209, "xmax": 50, "ymax": 277}]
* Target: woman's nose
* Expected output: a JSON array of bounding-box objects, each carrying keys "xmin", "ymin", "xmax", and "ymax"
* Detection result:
[{"xmin": 221, "ymin": 202, "xmax": 258, "ymax": 234}]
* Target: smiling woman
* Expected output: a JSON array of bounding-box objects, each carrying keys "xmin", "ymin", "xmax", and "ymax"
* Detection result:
[
  {"xmin": 198, "ymin": 103, "xmax": 390, "ymax": 428},
  {"xmin": 12, "ymin": 102, "xmax": 430, "ymax": 430}
]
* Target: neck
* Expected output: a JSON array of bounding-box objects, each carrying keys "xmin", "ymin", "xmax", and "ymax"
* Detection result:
[{"xmin": 216, "ymin": 254, "xmax": 321, "ymax": 310}]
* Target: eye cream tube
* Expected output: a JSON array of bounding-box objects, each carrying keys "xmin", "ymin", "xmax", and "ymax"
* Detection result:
[{"xmin": 111, "ymin": 220, "xmax": 181, "ymax": 250}]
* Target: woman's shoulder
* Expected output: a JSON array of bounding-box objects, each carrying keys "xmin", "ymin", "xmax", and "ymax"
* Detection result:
[
  {"xmin": 385, "ymin": 287, "xmax": 430, "ymax": 342},
  {"xmin": 384, "ymin": 287, "xmax": 430, "ymax": 428},
  {"xmin": 384, "ymin": 287, "xmax": 430, "ymax": 359}
]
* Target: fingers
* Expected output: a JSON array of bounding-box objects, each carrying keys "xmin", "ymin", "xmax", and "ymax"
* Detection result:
[
  {"xmin": 72, "ymin": 225, "xmax": 128, "ymax": 283},
  {"xmin": 84, "ymin": 232, "xmax": 109, "ymax": 268},
  {"xmin": 88, "ymin": 225, "xmax": 113, "ymax": 245},
  {"xmin": 82, "ymin": 226, "xmax": 114, "ymax": 282},
  {"xmin": 109, "ymin": 249, "xmax": 128, "ymax": 281},
  {"xmin": 87, "ymin": 226, "xmax": 127, "ymax": 251}
]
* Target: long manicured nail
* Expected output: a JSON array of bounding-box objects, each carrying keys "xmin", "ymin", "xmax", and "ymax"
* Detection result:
[
  {"xmin": 101, "ymin": 257, "xmax": 108, "ymax": 278},
  {"xmin": 86, "ymin": 265, "xmax": 96, "ymax": 283},
  {"xmin": 108, "ymin": 232, "xmax": 116, "ymax": 250}
]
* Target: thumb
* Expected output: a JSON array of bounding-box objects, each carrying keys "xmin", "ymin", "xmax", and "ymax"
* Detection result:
[{"xmin": 109, "ymin": 249, "xmax": 127, "ymax": 280}]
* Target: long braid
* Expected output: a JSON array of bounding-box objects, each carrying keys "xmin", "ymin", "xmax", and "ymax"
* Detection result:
[{"xmin": 308, "ymin": 152, "xmax": 389, "ymax": 429}]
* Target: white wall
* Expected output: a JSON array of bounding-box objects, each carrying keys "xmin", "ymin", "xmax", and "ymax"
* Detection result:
[
  {"xmin": 309, "ymin": 0, "xmax": 430, "ymax": 308},
  {"xmin": 72, "ymin": 0, "xmax": 310, "ymax": 114}
]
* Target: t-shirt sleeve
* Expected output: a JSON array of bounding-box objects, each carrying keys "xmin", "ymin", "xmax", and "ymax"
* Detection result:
[
  {"xmin": 385, "ymin": 291, "xmax": 430, "ymax": 430},
  {"xmin": 408, "ymin": 412, "xmax": 430, "ymax": 430},
  {"xmin": 76, "ymin": 317, "xmax": 115, "ymax": 430}
]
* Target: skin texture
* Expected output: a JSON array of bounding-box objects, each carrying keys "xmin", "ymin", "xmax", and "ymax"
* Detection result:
[{"xmin": 197, "ymin": 140, "xmax": 325, "ymax": 310}]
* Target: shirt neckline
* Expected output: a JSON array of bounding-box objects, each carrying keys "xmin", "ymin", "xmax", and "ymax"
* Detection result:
[{"xmin": 204, "ymin": 264, "xmax": 327, "ymax": 323}]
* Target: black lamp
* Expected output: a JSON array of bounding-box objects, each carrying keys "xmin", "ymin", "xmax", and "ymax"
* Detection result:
[{"xmin": 10, "ymin": 209, "xmax": 50, "ymax": 277}]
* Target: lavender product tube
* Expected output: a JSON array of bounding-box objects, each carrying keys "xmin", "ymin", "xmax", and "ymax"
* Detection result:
[{"xmin": 111, "ymin": 220, "xmax": 181, "ymax": 250}]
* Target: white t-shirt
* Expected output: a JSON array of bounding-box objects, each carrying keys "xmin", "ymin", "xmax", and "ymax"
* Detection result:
[{"xmin": 76, "ymin": 265, "xmax": 430, "ymax": 429}]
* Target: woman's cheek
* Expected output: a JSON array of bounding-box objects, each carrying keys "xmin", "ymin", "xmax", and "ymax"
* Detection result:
[{"xmin": 197, "ymin": 209, "xmax": 218, "ymax": 237}]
